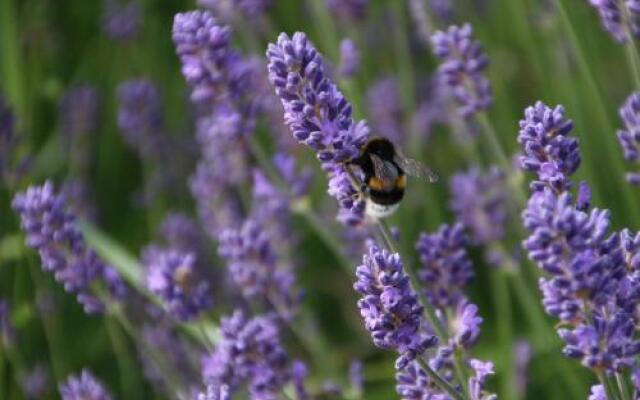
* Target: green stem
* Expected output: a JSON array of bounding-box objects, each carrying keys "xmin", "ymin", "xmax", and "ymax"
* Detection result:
[
  {"xmin": 417, "ymin": 357, "xmax": 466, "ymax": 400},
  {"xmin": 625, "ymin": 41, "xmax": 640, "ymax": 90},
  {"xmin": 598, "ymin": 371, "xmax": 619, "ymax": 400},
  {"xmin": 490, "ymin": 270, "xmax": 516, "ymax": 400},
  {"xmin": 616, "ymin": 372, "xmax": 632, "ymax": 400},
  {"xmin": 104, "ymin": 316, "xmax": 144, "ymax": 399}
]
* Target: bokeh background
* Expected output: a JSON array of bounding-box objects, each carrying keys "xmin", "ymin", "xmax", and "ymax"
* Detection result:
[{"xmin": 1, "ymin": 0, "xmax": 638, "ymax": 399}]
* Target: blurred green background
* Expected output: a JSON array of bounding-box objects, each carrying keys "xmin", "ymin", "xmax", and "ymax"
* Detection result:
[{"xmin": 1, "ymin": 0, "xmax": 638, "ymax": 399}]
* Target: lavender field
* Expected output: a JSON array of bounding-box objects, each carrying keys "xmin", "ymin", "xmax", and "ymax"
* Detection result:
[{"xmin": 2, "ymin": 0, "xmax": 640, "ymax": 399}]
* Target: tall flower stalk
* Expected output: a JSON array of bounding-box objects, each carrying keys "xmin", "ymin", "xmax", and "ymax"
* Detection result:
[{"xmin": 519, "ymin": 101, "xmax": 640, "ymax": 399}]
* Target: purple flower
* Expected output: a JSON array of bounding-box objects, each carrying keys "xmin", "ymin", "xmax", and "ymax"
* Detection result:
[
  {"xmin": 197, "ymin": 0, "xmax": 272, "ymax": 19},
  {"xmin": 354, "ymin": 243, "xmax": 438, "ymax": 369},
  {"xmin": 189, "ymin": 158, "xmax": 246, "ymax": 237},
  {"xmin": 196, "ymin": 383, "xmax": 230, "ymax": 400},
  {"xmin": 116, "ymin": 78, "xmax": 164, "ymax": 159},
  {"xmin": 272, "ymin": 153, "xmax": 313, "ymax": 198},
  {"xmin": 21, "ymin": 364, "xmax": 49, "ymax": 399},
  {"xmin": 588, "ymin": 384, "xmax": 606, "ymax": 400},
  {"xmin": 467, "ymin": 359, "xmax": 496, "ymax": 400},
  {"xmin": 143, "ymin": 247, "xmax": 212, "ymax": 321},
  {"xmin": 430, "ymin": 23, "xmax": 492, "ymax": 118},
  {"xmin": 201, "ymin": 311, "xmax": 292, "ymax": 398},
  {"xmin": 173, "ymin": 10, "xmax": 259, "ymax": 119},
  {"xmin": 103, "ymin": 0, "xmax": 140, "ymax": 41},
  {"xmin": 59, "ymin": 370, "xmax": 112, "ymax": 400},
  {"xmin": 325, "ymin": 0, "xmax": 368, "ymax": 20},
  {"xmin": 522, "ymin": 189, "xmax": 622, "ymax": 322},
  {"xmin": 588, "ymin": 0, "xmax": 640, "ymax": 43},
  {"xmin": 218, "ymin": 219, "xmax": 301, "ymax": 318},
  {"xmin": 159, "ymin": 213, "xmax": 205, "ymax": 255},
  {"xmin": 416, "ymin": 223, "xmax": 473, "ymax": 309},
  {"xmin": 12, "ymin": 182, "xmax": 125, "ymax": 313},
  {"xmin": 617, "ymin": 91, "xmax": 640, "ymax": 184},
  {"xmin": 349, "ymin": 360, "xmax": 364, "ymax": 394},
  {"xmin": 449, "ymin": 166, "xmax": 507, "ymax": 245},
  {"xmin": 514, "ymin": 340, "xmax": 532, "ymax": 396},
  {"xmin": 559, "ymin": 310, "xmax": 640, "ymax": 372},
  {"xmin": 0, "ymin": 300, "xmax": 16, "ymax": 347},
  {"xmin": 338, "ymin": 38, "xmax": 360, "ymax": 79},
  {"xmin": 517, "ymin": 101, "xmax": 579, "ymax": 192},
  {"xmin": 366, "ymin": 77, "xmax": 404, "ymax": 145},
  {"xmin": 59, "ymin": 85, "xmax": 100, "ymax": 138},
  {"xmin": 451, "ymin": 301, "xmax": 482, "ymax": 348},
  {"xmin": 267, "ymin": 31, "xmax": 370, "ymax": 225}
]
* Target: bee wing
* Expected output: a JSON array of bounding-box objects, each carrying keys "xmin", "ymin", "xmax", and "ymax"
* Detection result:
[
  {"xmin": 394, "ymin": 155, "xmax": 439, "ymax": 183},
  {"xmin": 370, "ymin": 153, "xmax": 399, "ymax": 182}
]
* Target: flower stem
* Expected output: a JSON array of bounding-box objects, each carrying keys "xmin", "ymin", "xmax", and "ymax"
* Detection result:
[
  {"xmin": 490, "ymin": 269, "xmax": 517, "ymax": 400},
  {"xmin": 417, "ymin": 356, "xmax": 466, "ymax": 400},
  {"xmin": 616, "ymin": 372, "xmax": 632, "ymax": 400}
]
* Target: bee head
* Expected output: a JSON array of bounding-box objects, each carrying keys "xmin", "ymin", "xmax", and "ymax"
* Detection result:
[{"xmin": 365, "ymin": 137, "xmax": 396, "ymax": 160}]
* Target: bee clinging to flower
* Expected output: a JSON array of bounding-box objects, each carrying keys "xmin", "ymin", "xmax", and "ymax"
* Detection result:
[{"xmin": 348, "ymin": 136, "xmax": 438, "ymax": 219}]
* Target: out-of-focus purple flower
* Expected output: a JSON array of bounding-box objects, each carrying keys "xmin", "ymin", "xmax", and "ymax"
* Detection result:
[
  {"xmin": 198, "ymin": 0, "xmax": 272, "ymax": 19},
  {"xmin": 59, "ymin": 370, "xmax": 112, "ymax": 400},
  {"xmin": 338, "ymin": 38, "xmax": 360, "ymax": 79},
  {"xmin": 143, "ymin": 247, "xmax": 212, "ymax": 321},
  {"xmin": 159, "ymin": 213, "xmax": 205, "ymax": 255},
  {"xmin": 449, "ymin": 166, "xmax": 507, "ymax": 246},
  {"xmin": 189, "ymin": 159, "xmax": 246, "ymax": 237},
  {"xmin": 103, "ymin": 0, "xmax": 141, "ymax": 42},
  {"xmin": 588, "ymin": 0, "xmax": 640, "ymax": 43},
  {"xmin": 451, "ymin": 301, "xmax": 482, "ymax": 348},
  {"xmin": 116, "ymin": 78, "xmax": 164, "ymax": 159},
  {"xmin": 218, "ymin": 219, "xmax": 301, "ymax": 318},
  {"xmin": 409, "ymin": 0, "xmax": 432, "ymax": 45},
  {"xmin": 273, "ymin": 153, "xmax": 313, "ymax": 198},
  {"xmin": 416, "ymin": 223, "xmax": 473, "ymax": 309},
  {"xmin": 59, "ymin": 85, "xmax": 100, "ymax": 138},
  {"xmin": 291, "ymin": 360, "xmax": 310, "ymax": 400},
  {"xmin": 517, "ymin": 101, "xmax": 578, "ymax": 192},
  {"xmin": 430, "ymin": 23, "xmax": 492, "ymax": 118},
  {"xmin": 430, "ymin": 0, "xmax": 455, "ymax": 22},
  {"xmin": 354, "ymin": 242, "xmax": 438, "ymax": 369},
  {"xmin": 514, "ymin": 340, "xmax": 531, "ymax": 396},
  {"xmin": 196, "ymin": 383, "xmax": 230, "ymax": 400},
  {"xmin": 588, "ymin": 384, "xmax": 606, "ymax": 400},
  {"xmin": 12, "ymin": 182, "xmax": 125, "ymax": 313},
  {"xmin": 201, "ymin": 311, "xmax": 293, "ymax": 398},
  {"xmin": 326, "ymin": 0, "xmax": 368, "ymax": 20},
  {"xmin": 173, "ymin": 10, "xmax": 259, "ymax": 120},
  {"xmin": 558, "ymin": 310, "xmax": 640, "ymax": 371},
  {"xmin": 267, "ymin": 32, "xmax": 370, "ymax": 225},
  {"xmin": 366, "ymin": 77, "xmax": 404, "ymax": 145},
  {"xmin": 467, "ymin": 359, "xmax": 496, "ymax": 400},
  {"xmin": 0, "ymin": 300, "xmax": 16, "ymax": 347},
  {"xmin": 20, "ymin": 364, "xmax": 49, "ymax": 399},
  {"xmin": 617, "ymin": 91, "xmax": 640, "ymax": 184},
  {"xmin": 349, "ymin": 360, "xmax": 364, "ymax": 395}
]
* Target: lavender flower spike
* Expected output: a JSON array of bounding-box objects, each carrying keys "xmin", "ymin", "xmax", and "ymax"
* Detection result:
[
  {"xmin": 354, "ymin": 242, "xmax": 438, "ymax": 369},
  {"xmin": 617, "ymin": 91, "xmax": 640, "ymax": 184},
  {"xmin": 517, "ymin": 101, "xmax": 579, "ymax": 192},
  {"xmin": 267, "ymin": 32, "xmax": 370, "ymax": 224},
  {"xmin": 416, "ymin": 223, "xmax": 473, "ymax": 309},
  {"xmin": 449, "ymin": 166, "xmax": 507, "ymax": 245},
  {"xmin": 201, "ymin": 311, "xmax": 294, "ymax": 398},
  {"xmin": 144, "ymin": 247, "xmax": 212, "ymax": 321},
  {"xmin": 338, "ymin": 38, "xmax": 360, "ymax": 78},
  {"xmin": 59, "ymin": 369, "xmax": 112, "ymax": 400},
  {"xmin": 12, "ymin": 182, "xmax": 125, "ymax": 313},
  {"xmin": 588, "ymin": 0, "xmax": 640, "ymax": 43},
  {"xmin": 430, "ymin": 23, "xmax": 492, "ymax": 118}
]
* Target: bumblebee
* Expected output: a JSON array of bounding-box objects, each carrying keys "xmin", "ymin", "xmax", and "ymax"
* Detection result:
[{"xmin": 348, "ymin": 136, "xmax": 437, "ymax": 218}]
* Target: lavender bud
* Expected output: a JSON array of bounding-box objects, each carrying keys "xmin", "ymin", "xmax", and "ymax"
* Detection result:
[
  {"xmin": 59, "ymin": 369, "xmax": 112, "ymax": 400},
  {"xmin": 430, "ymin": 23, "xmax": 492, "ymax": 118}
]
